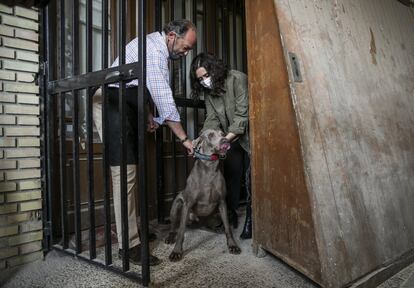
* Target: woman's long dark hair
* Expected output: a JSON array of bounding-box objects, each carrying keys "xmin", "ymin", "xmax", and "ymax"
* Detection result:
[{"xmin": 190, "ymin": 53, "xmax": 229, "ymax": 99}]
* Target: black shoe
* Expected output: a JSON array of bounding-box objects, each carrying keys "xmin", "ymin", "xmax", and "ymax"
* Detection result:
[
  {"xmin": 118, "ymin": 245, "xmax": 161, "ymax": 266},
  {"xmin": 138, "ymin": 229, "xmax": 157, "ymax": 242},
  {"xmin": 240, "ymin": 205, "xmax": 252, "ymax": 239}
]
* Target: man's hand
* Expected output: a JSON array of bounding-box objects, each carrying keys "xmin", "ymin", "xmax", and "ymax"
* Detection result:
[
  {"xmin": 147, "ymin": 113, "xmax": 159, "ymax": 133},
  {"xmin": 182, "ymin": 139, "xmax": 194, "ymax": 155}
]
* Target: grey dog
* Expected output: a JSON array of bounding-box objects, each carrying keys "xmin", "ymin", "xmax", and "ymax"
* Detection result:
[{"xmin": 165, "ymin": 129, "xmax": 242, "ymax": 261}]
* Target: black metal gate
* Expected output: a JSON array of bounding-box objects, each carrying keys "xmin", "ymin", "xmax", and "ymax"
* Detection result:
[{"xmin": 40, "ymin": 0, "xmax": 246, "ymax": 286}]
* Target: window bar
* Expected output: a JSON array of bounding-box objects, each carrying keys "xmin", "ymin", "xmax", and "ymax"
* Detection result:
[
  {"xmin": 85, "ymin": 0, "xmax": 96, "ymax": 260},
  {"xmin": 72, "ymin": 0, "xmax": 82, "ymax": 255},
  {"xmin": 58, "ymin": 0, "xmax": 68, "ymax": 249},
  {"xmin": 101, "ymin": 0, "xmax": 112, "ymax": 266},
  {"xmin": 138, "ymin": 0, "xmax": 150, "ymax": 284},
  {"xmin": 232, "ymin": 0, "xmax": 237, "ymax": 69},
  {"xmin": 154, "ymin": 0, "xmax": 165, "ymax": 223},
  {"xmin": 118, "ymin": 0, "xmax": 130, "ymax": 272}
]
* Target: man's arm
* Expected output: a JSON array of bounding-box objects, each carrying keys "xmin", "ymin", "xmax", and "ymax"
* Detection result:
[
  {"xmin": 165, "ymin": 121, "xmax": 193, "ymax": 154},
  {"xmin": 146, "ymin": 44, "xmax": 193, "ymax": 154}
]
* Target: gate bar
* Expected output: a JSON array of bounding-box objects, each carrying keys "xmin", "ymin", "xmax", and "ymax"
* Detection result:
[
  {"xmin": 58, "ymin": 0, "xmax": 68, "ymax": 249},
  {"xmin": 138, "ymin": 0, "xmax": 150, "ymax": 284},
  {"xmin": 241, "ymin": 0, "xmax": 247, "ymax": 73},
  {"xmin": 232, "ymin": 0, "xmax": 237, "ymax": 69},
  {"xmin": 182, "ymin": 0, "xmax": 189, "ymax": 177},
  {"xmin": 48, "ymin": 63, "xmax": 141, "ymax": 94},
  {"xmin": 192, "ymin": 0, "xmax": 199, "ymax": 137},
  {"xmin": 44, "ymin": 3, "xmax": 55, "ymax": 250},
  {"xmin": 118, "ymin": 0, "xmax": 130, "ymax": 272},
  {"xmin": 155, "ymin": 0, "xmax": 165, "ymax": 224},
  {"xmin": 39, "ymin": 5, "xmax": 50, "ymax": 252},
  {"xmin": 221, "ymin": 1, "xmax": 229, "ymax": 65},
  {"xmin": 53, "ymin": 245, "xmax": 142, "ymax": 283},
  {"xmin": 101, "ymin": 0, "xmax": 112, "ymax": 266},
  {"xmin": 202, "ymin": 0, "xmax": 207, "ymax": 52},
  {"xmin": 86, "ymin": 0, "xmax": 97, "ymax": 260},
  {"xmin": 170, "ymin": 0, "xmax": 178, "ymax": 199},
  {"xmin": 212, "ymin": 0, "xmax": 217, "ymax": 54},
  {"xmin": 72, "ymin": 0, "xmax": 82, "ymax": 255}
]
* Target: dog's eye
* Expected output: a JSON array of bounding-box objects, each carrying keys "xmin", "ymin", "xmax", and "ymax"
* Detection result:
[{"xmin": 208, "ymin": 132, "xmax": 215, "ymax": 140}]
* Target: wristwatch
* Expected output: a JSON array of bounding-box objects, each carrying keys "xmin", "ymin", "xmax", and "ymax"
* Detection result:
[{"xmin": 180, "ymin": 136, "xmax": 188, "ymax": 143}]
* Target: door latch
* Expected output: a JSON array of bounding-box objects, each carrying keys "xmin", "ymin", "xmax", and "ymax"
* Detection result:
[{"xmin": 288, "ymin": 52, "xmax": 302, "ymax": 83}]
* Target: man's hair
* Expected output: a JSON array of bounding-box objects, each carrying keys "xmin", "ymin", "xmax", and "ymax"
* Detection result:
[{"xmin": 163, "ymin": 19, "xmax": 196, "ymax": 37}]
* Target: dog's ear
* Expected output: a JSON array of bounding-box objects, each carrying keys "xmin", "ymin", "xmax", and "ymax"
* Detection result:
[{"xmin": 192, "ymin": 135, "xmax": 204, "ymax": 149}]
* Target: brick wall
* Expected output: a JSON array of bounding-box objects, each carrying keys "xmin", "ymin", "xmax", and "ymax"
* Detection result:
[{"xmin": 0, "ymin": 4, "xmax": 43, "ymax": 269}]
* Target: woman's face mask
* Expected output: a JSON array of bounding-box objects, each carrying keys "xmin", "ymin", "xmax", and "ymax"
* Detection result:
[
  {"xmin": 200, "ymin": 77, "xmax": 213, "ymax": 89},
  {"xmin": 196, "ymin": 67, "xmax": 213, "ymax": 89}
]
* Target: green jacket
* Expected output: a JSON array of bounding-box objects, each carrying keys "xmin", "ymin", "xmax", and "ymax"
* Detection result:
[{"xmin": 201, "ymin": 70, "xmax": 250, "ymax": 154}]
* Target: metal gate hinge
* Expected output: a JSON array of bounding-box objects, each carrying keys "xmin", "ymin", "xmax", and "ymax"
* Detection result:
[
  {"xmin": 40, "ymin": 61, "xmax": 47, "ymax": 76},
  {"xmin": 44, "ymin": 221, "xmax": 52, "ymax": 236}
]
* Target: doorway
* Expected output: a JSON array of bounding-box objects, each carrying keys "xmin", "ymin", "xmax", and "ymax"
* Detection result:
[{"xmin": 42, "ymin": 0, "xmax": 247, "ymax": 284}]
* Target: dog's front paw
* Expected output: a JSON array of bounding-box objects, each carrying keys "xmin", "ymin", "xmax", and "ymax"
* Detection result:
[
  {"xmin": 165, "ymin": 232, "xmax": 177, "ymax": 244},
  {"xmin": 169, "ymin": 251, "xmax": 183, "ymax": 261},
  {"xmin": 228, "ymin": 245, "xmax": 241, "ymax": 254}
]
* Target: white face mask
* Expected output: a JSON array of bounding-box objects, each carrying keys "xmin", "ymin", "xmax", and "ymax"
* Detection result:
[{"xmin": 200, "ymin": 77, "xmax": 213, "ymax": 89}]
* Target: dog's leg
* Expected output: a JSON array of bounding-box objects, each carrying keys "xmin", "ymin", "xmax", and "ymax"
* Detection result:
[
  {"xmin": 165, "ymin": 196, "xmax": 183, "ymax": 244},
  {"xmin": 218, "ymin": 200, "xmax": 241, "ymax": 254},
  {"xmin": 169, "ymin": 202, "xmax": 191, "ymax": 261}
]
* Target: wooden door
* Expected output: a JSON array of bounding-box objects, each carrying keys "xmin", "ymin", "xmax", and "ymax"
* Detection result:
[{"xmin": 245, "ymin": 0, "xmax": 322, "ymax": 283}]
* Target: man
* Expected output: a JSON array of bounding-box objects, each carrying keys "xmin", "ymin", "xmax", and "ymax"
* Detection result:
[{"xmin": 93, "ymin": 19, "xmax": 197, "ymax": 265}]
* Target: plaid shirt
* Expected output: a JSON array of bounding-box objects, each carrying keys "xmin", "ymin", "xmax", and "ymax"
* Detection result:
[{"xmin": 109, "ymin": 32, "xmax": 180, "ymax": 124}]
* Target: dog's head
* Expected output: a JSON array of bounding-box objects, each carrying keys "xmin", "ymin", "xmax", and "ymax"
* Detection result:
[{"xmin": 192, "ymin": 129, "xmax": 230, "ymax": 157}]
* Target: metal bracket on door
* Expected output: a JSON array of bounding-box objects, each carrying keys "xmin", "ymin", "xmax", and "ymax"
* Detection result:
[{"xmin": 288, "ymin": 52, "xmax": 303, "ymax": 83}]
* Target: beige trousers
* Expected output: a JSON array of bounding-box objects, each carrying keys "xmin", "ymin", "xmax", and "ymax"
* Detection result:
[
  {"xmin": 93, "ymin": 91, "xmax": 140, "ymax": 249},
  {"xmin": 110, "ymin": 165, "xmax": 140, "ymax": 249}
]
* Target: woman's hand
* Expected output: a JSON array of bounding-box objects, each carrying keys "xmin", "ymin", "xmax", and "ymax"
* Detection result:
[{"xmin": 225, "ymin": 132, "xmax": 238, "ymax": 143}]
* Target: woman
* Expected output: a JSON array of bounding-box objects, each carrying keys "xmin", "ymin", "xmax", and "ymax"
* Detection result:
[{"xmin": 190, "ymin": 53, "xmax": 252, "ymax": 239}]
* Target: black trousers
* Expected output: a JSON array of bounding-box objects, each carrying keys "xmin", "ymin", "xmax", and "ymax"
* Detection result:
[
  {"xmin": 106, "ymin": 87, "xmax": 140, "ymax": 166},
  {"xmin": 224, "ymin": 140, "xmax": 251, "ymax": 211}
]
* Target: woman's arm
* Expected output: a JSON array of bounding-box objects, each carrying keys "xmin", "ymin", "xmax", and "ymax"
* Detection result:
[{"xmin": 227, "ymin": 73, "xmax": 249, "ymax": 137}]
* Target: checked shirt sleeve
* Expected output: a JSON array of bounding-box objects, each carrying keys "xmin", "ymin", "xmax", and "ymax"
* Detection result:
[{"xmin": 146, "ymin": 48, "xmax": 180, "ymax": 125}]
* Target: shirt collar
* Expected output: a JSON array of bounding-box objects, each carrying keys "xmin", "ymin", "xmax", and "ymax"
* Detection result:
[{"xmin": 150, "ymin": 31, "xmax": 168, "ymax": 59}]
